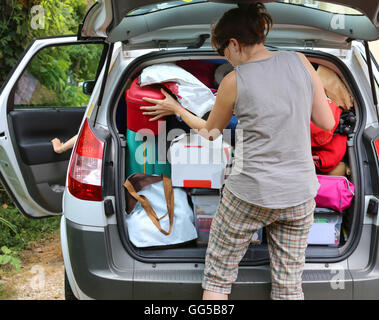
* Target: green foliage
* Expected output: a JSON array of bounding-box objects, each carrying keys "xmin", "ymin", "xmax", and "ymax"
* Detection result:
[
  {"xmin": 0, "ymin": 1, "xmax": 30, "ymax": 84},
  {"xmin": 25, "ymin": 43, "xmax": 102, "ymax": 107},
  {"xmin": 0, "ymin": 0, "xmax": 90, "ymax": 87},
  {"xmin": 0, "ymin": 185, "xmax": 13, "ymax": 206},
  {"xmin": 23, "ymin": 0, "xmax": 101, "ymax": 107},
  {"xmin": 0, "ymin": 216, "xmax": 17, "ymax": 235},
  {"xmin": 0, "ymin": 246, "xmax": 21, "ymax": 272},
  {"xmin": 0, "ymin": 186, "xmax": 60, "ymax": 253},
  {"xmin": 0, "ymin": 202, "xmax": 60, "ymax": 252}
]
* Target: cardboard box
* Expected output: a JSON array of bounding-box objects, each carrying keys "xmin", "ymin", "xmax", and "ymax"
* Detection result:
[
  {"xmin": 307, "ymin": 213, "xmax": 342, "ymax": 246},
  {"xmin": 169, "ymin": 133, "xmax": 232, "ymax": 189}
]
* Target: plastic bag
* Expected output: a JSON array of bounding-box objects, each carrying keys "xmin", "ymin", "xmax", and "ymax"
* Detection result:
[{"xmin": 139, "ymin": 63, "xmax": 215, "ymax": 117}]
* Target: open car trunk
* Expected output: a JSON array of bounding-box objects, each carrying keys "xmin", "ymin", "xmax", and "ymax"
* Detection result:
[{"xmin": 110, "ymin": 47, "xmax": 364, "ymax": 264}]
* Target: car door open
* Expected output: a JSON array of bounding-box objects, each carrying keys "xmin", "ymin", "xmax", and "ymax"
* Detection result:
[{"xmin": 0, "ymin": 36, "xmax": 104, "ymax": 218}]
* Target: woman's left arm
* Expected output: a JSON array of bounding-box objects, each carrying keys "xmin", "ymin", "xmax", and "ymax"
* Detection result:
[{"xmin": 141, "ymin": 70, "xmax": 237, "ymax": 140}]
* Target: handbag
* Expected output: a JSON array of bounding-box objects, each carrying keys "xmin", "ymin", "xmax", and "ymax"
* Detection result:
[
  {"xmin": 315, "ymin": 175, "xmax": 355, "ymax": 213},
  {"xmin": 123, "ymin": 173, "xmax": 197, "ymax": 248}
]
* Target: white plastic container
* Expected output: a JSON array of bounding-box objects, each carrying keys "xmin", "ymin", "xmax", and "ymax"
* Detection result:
[
  {"xmin": 169, "ymin": 133, "xmax": 232, "ymax": 189},
  {"xmin": 191, "ymin": 189, "xmax": 262, "ymax": 245},
  {"xmin": 308, "ymin": 212, "xmax": 342, "ymax": 246}
]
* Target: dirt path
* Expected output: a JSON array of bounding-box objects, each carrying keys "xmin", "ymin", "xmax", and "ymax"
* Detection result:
[{"xmin": 3, "ymin": 231, "xmax": 65, "ymax": 300}]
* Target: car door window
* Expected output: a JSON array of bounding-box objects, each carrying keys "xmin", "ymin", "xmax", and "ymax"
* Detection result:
[{"xmin": 13, "ymin": 43, "xmax": 103, "ymax": 108}]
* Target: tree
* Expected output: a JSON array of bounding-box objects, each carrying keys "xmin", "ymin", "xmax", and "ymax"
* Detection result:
[{"xmin": 0, "ymin": 0, "xmax": 89, "ymax": 86}]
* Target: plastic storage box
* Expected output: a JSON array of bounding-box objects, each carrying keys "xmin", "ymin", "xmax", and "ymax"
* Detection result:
[
  {"xmin": 169, "ymin": 133, "xmax": 232, "ymax": 189},
  {"xmin": 307, "ymin": 209, "xmax": 342, "ymax": 246},
  {"xmin": 126, "ymin": 78, "xmax": 166, "ymax": 135},
  {"xmin": 191, "ymin": 188, "xmax": 262, "ymax": 245},
  {"xmin": 126, "ymin": 129, "xmax": 171, "ymax": 178}
]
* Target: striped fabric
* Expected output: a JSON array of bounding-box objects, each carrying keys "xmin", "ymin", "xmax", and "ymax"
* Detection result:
[{"xmin": 202, "ymin": 186, "xmax": 315, "ymax": 300}]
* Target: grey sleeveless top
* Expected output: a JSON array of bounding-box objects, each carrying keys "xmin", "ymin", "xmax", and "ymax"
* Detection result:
[{"xmin": 225, "ymin": 50, "xmax": 320, "ymax": 209}]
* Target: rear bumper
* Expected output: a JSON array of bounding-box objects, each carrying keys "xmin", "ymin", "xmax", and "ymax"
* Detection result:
[
  {"xmin": 61, "ymin": 218, "xmax": 379, "ymax": 300},
  {"xmin": 64, "ymin": 218, "xmax": 134, "ymax": 299}
]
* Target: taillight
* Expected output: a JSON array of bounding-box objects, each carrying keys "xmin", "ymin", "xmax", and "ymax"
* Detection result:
[
  {"xmin": 68, "ymin": 118, "xmax": 104, "ymax": 201},
  {"xmin": 375, "ymin": 138, "xmax": 379, "ymax": 160}
]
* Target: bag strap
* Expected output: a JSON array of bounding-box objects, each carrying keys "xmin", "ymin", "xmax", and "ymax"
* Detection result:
[
  {"xmin": 341, "ymin": 176, "xmax": 355, "ymax": 196},
  {"xmin": 124, "ymin": 175, "xmax": 174, "ymax": 236}
]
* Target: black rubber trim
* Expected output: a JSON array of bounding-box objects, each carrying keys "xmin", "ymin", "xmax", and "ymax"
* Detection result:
[{"xmin": 106, "ymin": 48, "xmax": 367, "ymax": 265}]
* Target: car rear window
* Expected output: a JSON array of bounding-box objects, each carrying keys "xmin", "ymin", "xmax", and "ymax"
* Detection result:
[
  {"xmin": 128, "ymin": 0, "xmax": 206, "ymax": 16},
  {"xmin": 277, "ymin": 0, "xmax": 362, "ymax": 15},
  {"xmin": 128, "ymin": 1, "xmax": 363, "ymax": 17}
]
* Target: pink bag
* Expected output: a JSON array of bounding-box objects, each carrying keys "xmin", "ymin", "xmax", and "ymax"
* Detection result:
[{"xmin": 315, "ymin": 175, "xmax": 355, "ymax": 212}]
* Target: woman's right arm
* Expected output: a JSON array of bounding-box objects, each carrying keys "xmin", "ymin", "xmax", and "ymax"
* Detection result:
[{"xmin": 296, "ymin": 52, "xmax": 336, "ymax": 132}]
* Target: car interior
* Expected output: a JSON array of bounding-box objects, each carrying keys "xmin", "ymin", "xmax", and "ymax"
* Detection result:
[{"xmin": 110, "ymin": 49, "xmax": 361, "ymax": 264}]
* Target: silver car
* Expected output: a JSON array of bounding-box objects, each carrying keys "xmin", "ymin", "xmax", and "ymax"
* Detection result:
[{"xmin": 0, "ymin": 0, "xmax": 378, "ymax": 300}]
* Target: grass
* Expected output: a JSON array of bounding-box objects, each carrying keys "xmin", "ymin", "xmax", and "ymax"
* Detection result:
[
  {"xmin": 0, "ymin": 188, "xmax": 61, "ymax": 299},
  {"xmin": 0, "ymin": 282, "xmax": 16, "ymax": 300},
  {"xmin": 0, "ymin": 204, "xmax": 61, "ymax": 252}
]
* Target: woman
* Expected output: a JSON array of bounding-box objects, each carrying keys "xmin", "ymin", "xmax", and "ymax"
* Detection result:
[{"xmin": 141, "ymin": 3, "xmax": 335, "ymax": 300}]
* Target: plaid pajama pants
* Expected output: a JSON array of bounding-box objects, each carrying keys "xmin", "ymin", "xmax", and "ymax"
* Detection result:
[{"xmin": 202, "ymin": 186, "xmax": 315, "ymax": 300}]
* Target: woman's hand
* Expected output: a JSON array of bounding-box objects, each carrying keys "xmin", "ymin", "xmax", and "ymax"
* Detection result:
[
  {"xmin": 51, "ymin": 138, "xmax": 65, "ymax": 154},
  {"xmin": 141, "ymin": 88, "xmax": 183, "ymax": 121}
]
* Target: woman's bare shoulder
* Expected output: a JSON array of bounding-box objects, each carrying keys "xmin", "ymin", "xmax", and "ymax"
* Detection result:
[
  {"xmin": 220, "ymin": 69, "xmax": 236, "ymax": 88},
  {"xmin": 295, "ymin": 51, "xmax": 315, "ymax": 74}
]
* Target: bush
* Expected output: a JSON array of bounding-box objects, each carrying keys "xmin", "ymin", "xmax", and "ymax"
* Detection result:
[
  {"xmin": 0, "ymin": 246, "xmax": 21, "ymax": 272},
  {"xmin": 0, "ymin": 187, "xmax": 60, "ymax": 252},
  {"xmin": 0, "ymin": 0, "xmax": 89, "ymax": 86},
  {"xmin": 0, "ymin": 204, "xmax": 60, "ymax": 252}
]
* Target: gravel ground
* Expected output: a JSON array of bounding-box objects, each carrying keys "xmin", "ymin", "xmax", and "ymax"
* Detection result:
[{"xmin": 5, "ymin": 231, "xmax": 65, "ymax": 300}]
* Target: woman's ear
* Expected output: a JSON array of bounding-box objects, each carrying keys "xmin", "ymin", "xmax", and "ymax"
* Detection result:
[
  {"xmin": 229, "ymin": 38, "xmax": 240, "ymax": 53},
  {"xmin": 230, "ymin": 38, "xmax": 242, "ymax": 54}
]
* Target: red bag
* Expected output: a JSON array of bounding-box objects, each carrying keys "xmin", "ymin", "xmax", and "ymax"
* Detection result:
[
  {"xmin": 311, "ymin": 99, "xmax": 341, "ymax": 147},
  {"xmin": 312, "ymin": 134, "xmax": 347, "ymax": 172},
  {"xmin": 176, "ymin": 60, "xmax": 218, "ymax": 88}
]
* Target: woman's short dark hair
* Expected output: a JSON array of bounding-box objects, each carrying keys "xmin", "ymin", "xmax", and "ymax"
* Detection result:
[{"xmin": 211, "ymin": 2, "xmax": 273, "ymax": 50}]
